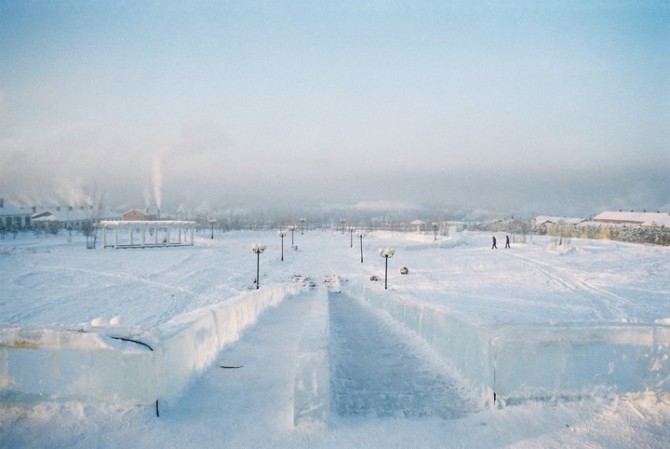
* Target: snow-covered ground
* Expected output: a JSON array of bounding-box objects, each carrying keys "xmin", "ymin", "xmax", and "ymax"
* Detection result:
[{"xmin": 1, "ymin": 230, "xmax": 669, "ymax": 448}]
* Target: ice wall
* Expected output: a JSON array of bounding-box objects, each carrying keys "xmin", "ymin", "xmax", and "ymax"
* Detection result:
[
  {"xmin": 351, "ymin": 284, "xmax": 670, "ymax": 402},
  {"xmin": 0, "ymin": 326, "xmax": 162, "ymax": 402},
  {"xmin": 0, "ymin": 284, "xmax": 300, "ymax": 405},
  {"xmin": 490, "ymin": 325, "xmax": 670, "ymax": 399}
]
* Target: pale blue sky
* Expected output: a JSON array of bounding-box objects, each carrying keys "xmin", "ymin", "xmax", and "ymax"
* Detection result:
[{"xmin": 1, "ymin": 0, "xmax": 668, "ymax": 216}]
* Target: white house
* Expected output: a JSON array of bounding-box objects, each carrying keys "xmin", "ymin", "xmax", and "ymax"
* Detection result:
[
  {"xmin": 0, "ymin": 198, "xmax": 32, "ymax": 230},
  {"xmin": 31, "ymin": 205, "xmax": 121, "ymax": 231}
]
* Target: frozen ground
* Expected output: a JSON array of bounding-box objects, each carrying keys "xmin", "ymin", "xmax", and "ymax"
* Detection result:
[{"xmin": 1, "ymin": 229, "xmax": 669, "ymax": 448}]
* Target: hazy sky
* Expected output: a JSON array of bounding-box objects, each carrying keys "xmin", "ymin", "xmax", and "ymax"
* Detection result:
[{"xmin": 1, "ymin": 0, "xmax": 668, "ymax": 217}]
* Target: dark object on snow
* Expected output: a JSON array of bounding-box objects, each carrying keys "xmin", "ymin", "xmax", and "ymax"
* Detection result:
[
  {"xmin": 155, "ymin": 399, "xmax": 160, "ymax": 417},
  {"xmin": 110, "ymin": 336, "xmax": 153, "ymax": 351},
  {"xmin": 220, "ymin": 365, "xmax": 244, "ymax": 369},
  {"xmin": 399, "ymin": 266, "xmax": 409, "ymax": 275},
  {"xmin": 370, "ymin": 275, "xmax": 379, "ymax": 281},
  {"xmin": 491, "ymin": 236, "xmax": 497, "ymax": 249},
  {"xmin": 505, "ymin": 235, "xmax": 510, "ymax": 248}
]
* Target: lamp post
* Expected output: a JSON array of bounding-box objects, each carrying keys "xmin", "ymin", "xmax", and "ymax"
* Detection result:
[
  {"xmin": 209, "ymin": 218, "xmax": 216, "ymax": 239},
  {"xmin": 432, "ymin": 222, "xmax": 438, "ymax": 241},
  {"xmin": 277, "ymin": 230, "xmax": 287, "ymax": 261},
  {"xmin": 251, "ymin": 243, "xmax": 266, "ymax": 289},
  {"xmin": 288, "ymin": 224, "xmax": 296, "ymax": 246},
  {"xmin": 378, "ymin": 247, "xmax": 395, "ymax": 290},
  {"xmin": 359, "ymin": 232, "xmax": 365, "ymax": 263},
  {"xmin": 347, "ymin": 226, "xmax": 355, "ymax": 248},
  {"xmin": 340, "ymin": 219, "xmax": 346, "ymax": 234}
]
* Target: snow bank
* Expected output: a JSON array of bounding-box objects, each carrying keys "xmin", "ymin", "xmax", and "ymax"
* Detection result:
[
  {"xmin": 0, "ymin": 284, "xmax": 300, "ymax": 406},
  {"xmin": 350, "ymin": 284, "xmax": 670, "ymax": 403}
]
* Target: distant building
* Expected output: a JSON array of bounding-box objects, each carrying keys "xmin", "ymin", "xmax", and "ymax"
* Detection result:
[
  {"xmin": 532, "ymin": 216, "xmax": 586, "ymax": 235},
  {"xmin": 122, "ymin": 209, "xmax": 149, "ymax": 221},
  {"xmin": 574, "ymin": 211, "xmax": 670, "ymax": 245},
  {"xmin": 0, "ymin": 198, "xmax": 32, "ymax": 230},
  {"xmin": 410, "ymin": 219, "xmax": 425, "ymax": 232},
  {"xmin": 31, "ymin": 205, "xmax": 109, "ymax": 231},
  {"xmin": 592, "ymin": 211, "xmax": 670, "ymax": 228}
]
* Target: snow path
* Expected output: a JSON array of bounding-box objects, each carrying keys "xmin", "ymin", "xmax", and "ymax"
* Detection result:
[{"xmin": 329, "ymin": 293, "xmax": 475, "ymax": 420}]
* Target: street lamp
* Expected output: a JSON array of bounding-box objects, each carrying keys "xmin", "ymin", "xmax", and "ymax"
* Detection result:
[
  {"xmin": 432, "ymin": 222, "xmax": 438, "ymax": 241},
  {"xmin": 378, "ymin": 247, "xmax": 395, "ymax": 290},
  {"xmin": 288, "ymin": 224, "xmax": 297, "ymax": 246},
  {"xmin": 251, "ymin": 243, "xmax": 266, "ymax": 289},
  {"xmin": 208, "ymin": 218, "xmax": 216, "ymax": 239},
  {"xmin": 359, "ymin": 232, "xmax": 365, "ymax": 263},
  {"xmin": 347, "ymin": 226, "xmax": 355, "ymax": 248},
  {"xmin": 277, "ymin": 230, "xmax": 287, "ymax": 261}
]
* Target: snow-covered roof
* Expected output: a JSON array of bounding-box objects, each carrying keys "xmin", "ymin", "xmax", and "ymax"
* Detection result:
[
  {"xmin": 533, "ymin": 216, "xmax": 585, "ymax": 225},
  {"xmin": 593, "ymin": 211, "xmax": 670, "ymax": 227},
  {"xmin": 32, "ymin": 214, "xmax": 59, "ymax": 222},
  {"xmin": 0, "ymin": 202, "xmax": 32, "ymax": 217},
  {"xmin": 32, "ymin": 208, "xmax": 94, "ymax": 222},
  {"xmin": 100, "ymin": 220, "xmax": 196, "ymax": 227}
]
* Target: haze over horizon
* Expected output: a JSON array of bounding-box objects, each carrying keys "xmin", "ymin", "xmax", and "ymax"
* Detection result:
[{"xmin": 1, "ymin": 1, "xmax": 668, "ymax": 218}]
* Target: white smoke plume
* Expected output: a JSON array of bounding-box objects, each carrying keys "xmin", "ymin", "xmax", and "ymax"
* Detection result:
[{"xmin": 152, "ymin": 147, "xmax": 167, "ymax": 212}]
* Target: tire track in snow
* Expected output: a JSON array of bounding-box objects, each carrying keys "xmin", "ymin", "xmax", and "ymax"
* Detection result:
[
  {"xmin": 509, "ymin": 253, "xmax": 633, "ymax": 321},
  {"xmin": 329, "ymin": 293, "xmax": 474, "ymax": 420}
]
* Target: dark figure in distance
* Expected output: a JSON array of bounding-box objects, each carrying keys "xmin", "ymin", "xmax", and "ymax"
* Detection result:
[
  {"xmin": 492, "ymin": 235, "xmax": 497, "ymax": 249},
  {"xmin": 505, "ymin": 235, "xmax": 510, "ymax": 248}
]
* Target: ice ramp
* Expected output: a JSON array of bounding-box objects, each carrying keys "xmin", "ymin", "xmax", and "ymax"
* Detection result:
[
  {"xmin": 293, "ymin": 286, "xmax": 330, "ymax": 428},
  {"xmin": 0, "ymin": 284, "xmax": 300, "ymax": 406},
  {"xmin": 348, "ymin": 284, "xmax": 670, "ymax": 403}
]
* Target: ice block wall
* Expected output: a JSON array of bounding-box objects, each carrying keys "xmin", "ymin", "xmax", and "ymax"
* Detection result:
[
  {"xmin": 0, "ymin": 284, "xmax": 299, "ymax": 405},
  {"xmin": 354, "ymin": 285, "xmax": 670, "ymax": 401}
]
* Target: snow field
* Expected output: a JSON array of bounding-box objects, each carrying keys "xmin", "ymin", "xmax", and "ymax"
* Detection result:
[{"xmin": 1, "ymin": 230, "xmax": 670, "ymax": 448}]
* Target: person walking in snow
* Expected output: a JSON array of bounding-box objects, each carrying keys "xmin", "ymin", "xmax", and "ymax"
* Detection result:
[
  {"xmin": 505, "ymin": 235, "xmax": 510, "ymax": 248},
  {"xmin": 491, "ymin": 235, "xmax": 497, "ymax": 249}
]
